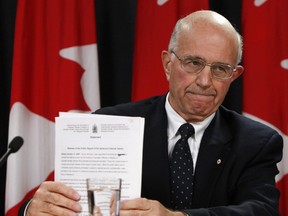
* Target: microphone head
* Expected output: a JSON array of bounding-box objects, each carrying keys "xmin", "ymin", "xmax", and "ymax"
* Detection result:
[{"xmin": 9, "ymin": 136, "xmax": 24, "ymax": 153}]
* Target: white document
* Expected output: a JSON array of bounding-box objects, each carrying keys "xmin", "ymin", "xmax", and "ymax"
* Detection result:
[{"xmin": 55, "ymin": 112, "xmax": 145, "ymax": 215}]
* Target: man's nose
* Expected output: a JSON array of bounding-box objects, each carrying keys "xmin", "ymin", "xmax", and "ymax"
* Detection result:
[{"xmin": 195, "ymin": 65, "xmax": 213, "ymax": 88}]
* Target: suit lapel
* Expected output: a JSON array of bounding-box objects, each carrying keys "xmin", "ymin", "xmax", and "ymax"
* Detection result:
[
  {"xmin": 140, "ymin": 97, "xmax": 234, "ymax": 208},
  {"xmin": 141, "ymin": 95, "xmax": 171, "ymax": 207},
  {"xmin": 192, "ymin": 109, "xmax": 232, "ymax": 208}
]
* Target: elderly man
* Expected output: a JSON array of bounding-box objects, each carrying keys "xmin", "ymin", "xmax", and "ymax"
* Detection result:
[{"xmin": 21, "ymin": 10, "xmax": 283, "ymax": 216}]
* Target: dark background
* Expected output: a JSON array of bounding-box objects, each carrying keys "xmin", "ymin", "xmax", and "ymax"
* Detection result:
[{"xmin": 0, "ymin": 0, "xmax": 241, "ymax": 214}]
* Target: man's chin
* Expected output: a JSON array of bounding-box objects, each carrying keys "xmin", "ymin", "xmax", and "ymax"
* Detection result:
[{"xmin": 183, "ymin": 107, "xmax": 211, "ymax": 122}]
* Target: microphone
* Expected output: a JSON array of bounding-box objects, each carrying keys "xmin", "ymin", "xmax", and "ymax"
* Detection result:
[{"xmin": 0, "ymin": 136, "xmax": 24, "ymax": 168}]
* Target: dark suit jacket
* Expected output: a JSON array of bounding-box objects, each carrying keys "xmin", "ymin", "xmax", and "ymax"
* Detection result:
[{"xmin": 93, "ymin": 94, "xmax": 283, "ymax": 216}]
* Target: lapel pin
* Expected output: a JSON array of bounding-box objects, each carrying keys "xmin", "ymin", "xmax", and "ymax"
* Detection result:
[{"xmin": 217, "ymin": 159, "xmax": 221, "ymax": 164}]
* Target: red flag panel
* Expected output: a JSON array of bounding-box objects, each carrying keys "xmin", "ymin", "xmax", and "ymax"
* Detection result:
[
  {"xmin": 242, "ymin": 1, "xmax": 288, "ymax": 215},
  {"xmin": 132, "ymin": 0, "xmax": 209, "ymax": 101},
  {"xmin": 5, "ymin": 0, "xmax": 100, "ymax": 215}
]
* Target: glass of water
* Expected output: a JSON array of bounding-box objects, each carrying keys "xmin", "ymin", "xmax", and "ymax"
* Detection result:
[{"xmin": 86, "ymin": 177, "xmax": 122, "ymax": 216}]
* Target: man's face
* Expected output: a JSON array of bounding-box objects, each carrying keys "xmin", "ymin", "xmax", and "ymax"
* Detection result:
[{"xmin": 162, "ymin": 25, "xmax": 243, "ymax": 122}]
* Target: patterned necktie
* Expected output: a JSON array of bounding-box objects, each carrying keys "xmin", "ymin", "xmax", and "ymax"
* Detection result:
[{"xmin": 170, "ymin": 123, "xmax": 195, "ymax": 210}]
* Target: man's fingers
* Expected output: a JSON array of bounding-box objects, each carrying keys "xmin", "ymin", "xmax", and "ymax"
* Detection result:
[
  {"xmin": 34, "ymin": 182, "xmax": 81, "ymax": 211},
  {"xmin": 28, "ymin": 198, "xmax": 80, "ymax": 216},
  {"xmin": 121, "ymin": 198, "xmax": 150, "ymax": 210},
  {"xmin": 27, "ymin": 181, "xmax": 82, "ymax": 216},
  {"xmin": 41, "ymin": 181, "xmax": 80, "ymax": 200},
  {"xmin": 45, "ymin": 192, "xmax": 82, "ymax": 212},
  {"xmin": 120, "ymin": 198, "xmax": 178, "ymax": 216}
]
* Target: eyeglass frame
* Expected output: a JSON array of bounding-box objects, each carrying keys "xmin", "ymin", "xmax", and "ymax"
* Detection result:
[{"xmin": 170, "ymin": 50, "xmax": 237, "ymax": 80}]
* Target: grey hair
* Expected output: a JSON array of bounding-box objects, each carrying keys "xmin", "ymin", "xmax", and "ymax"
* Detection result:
[{"xmin": 168, "ymin": 18, "xmax": 183, "ymax": 52}]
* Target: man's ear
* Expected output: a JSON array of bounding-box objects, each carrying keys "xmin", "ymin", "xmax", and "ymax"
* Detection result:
[
  {"xmin": 231, "ymin": 65, "xmax": 244, "ymax": 82},
  {"xmin": 161, "ymin": 50, "xmax": 171, "ymax": 81}
]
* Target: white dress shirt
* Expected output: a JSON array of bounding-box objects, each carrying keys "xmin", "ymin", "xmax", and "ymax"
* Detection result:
[{"xmin": 165, "ymin": 93, "xmax": 215, "ymax": 169}]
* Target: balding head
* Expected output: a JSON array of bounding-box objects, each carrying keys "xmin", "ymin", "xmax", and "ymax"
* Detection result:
[
  {"xmin": 168, "ymin": 10, "xmax": 242, "ymax": 64},
  {"xmin": 162, "ymin": 10, "xmax": 244, "ymax": 122}
]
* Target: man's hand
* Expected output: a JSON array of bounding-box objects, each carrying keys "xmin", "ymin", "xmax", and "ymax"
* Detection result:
[
  {"xmin": 26, "ymin": 181, "xmax": 82, "ymax": 216},
  {"xmin": 120, "ymin": 198, "xmax": 186, "ymax": 216}
]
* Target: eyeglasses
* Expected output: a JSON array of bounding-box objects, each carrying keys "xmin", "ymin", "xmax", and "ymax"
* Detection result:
[{"xmin": 171, "ymin": 51, "xmax": 237, "ymax": 80}]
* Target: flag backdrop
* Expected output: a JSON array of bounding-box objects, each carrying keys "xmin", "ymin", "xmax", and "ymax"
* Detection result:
[
  {"xmin": 5, "ymin": 0, "xmax": 100, "ymax": 215},
  {"xmin": 242, "ymin": 1, "xmax": 288, "ymax": 215},
  {"xmin": 1, "ymin": 0, "xmax": 288, "ymax": 215},
  {"xmin": 131, "ymin": 0, "xmax": 209, "ymax": 101}
]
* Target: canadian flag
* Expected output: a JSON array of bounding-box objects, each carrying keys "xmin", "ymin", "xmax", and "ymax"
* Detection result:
[
  {"xmin": 5, "ymin": 0, "xmax": 100, "ymax": 215},
  {"xmin": 132, "ymin": 0, "xmax": 208, "ymax": 101},
  {"xmin": 242, "ymin": 0, "xmax": 288, "ymax": 215}
]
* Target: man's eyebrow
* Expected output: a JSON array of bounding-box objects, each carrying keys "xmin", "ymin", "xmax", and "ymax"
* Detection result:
[
  {"xmin": 182, "ymin": 54, "xmax": 206, "ymax": 61},
  {"xmin": 183, "ymin": 54, "xmax": 231, "ymax": 65}
]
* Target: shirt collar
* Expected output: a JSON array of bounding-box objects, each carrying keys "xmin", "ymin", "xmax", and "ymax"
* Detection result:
[{"xmin": 165, "ymin": 93, "xmax": 215, "ymax": 142}]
